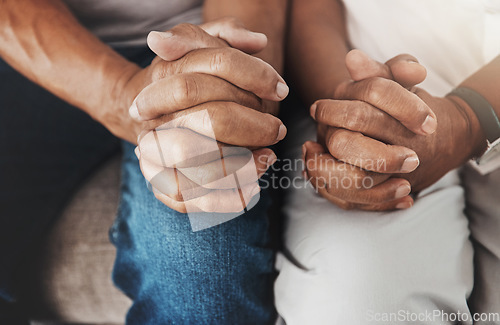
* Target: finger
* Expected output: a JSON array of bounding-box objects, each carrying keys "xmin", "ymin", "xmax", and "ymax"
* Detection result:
[
  {"xmin": 155, "ymin": 182, "xmax": 260, "ymax": 213},
  {"xmin": 302, "ymin": 142, "xmax": 415, "ymax": 211},
  {"xmin": 200, "ymin": 17, "xmax": 267, "ymax": 54},
  {"xmin": 178, "ymin": 148, "xmax": 276, "ymax": 189},
  {"xmin": 335, "ymin": 77, "xmax": 437, "ymax": 135},
  {"xmin": 346, "ymin": 49, "xmax": 427, "ymax": 89},
  {"xmin": 155, "ymin": 47, "xmax": 289, "ymax": 101},
  {"xmin": 311, "ymin": 178, "xmax": 414, "ymax": 211},
  {"xmin": 151, "ymin": 188, "xmax": 188, "ymax": 213},
  {"xmin": 314, "ymin": 185, "xmax": 357, "ymax": 210},
  {"xmin": 147, "ymin": 102, "xmax": 286, "ymax": 147},
  {"xmin": 150, "ymin": 171, "xmax": 261, "ymax": 213},
  {"xmin": 309, "ymin": 168, "xmax": 412, "ymax": 205},
  {"xmin": 360, "ymin": 195, "xmax": 414, "ymax": 211},
  {"xmin": 345, "ymin": 49, "xmax": 392, "ymax": 81},
  {"xmin": 303, "ymin": 141, "xmax": 390, "ymax": 190},
  {"xmin": 139, "ymin": 128, "xmax": 251, "ymax": 168},
  {"xmin": 385, "ymin": 54, "xmax": 427, "ymax": 89},
  {"xmin": 325, "ymin": 127, "xmax": 420, "ymax": 173},
  {"xmin": 186, "ymin": 181, "xmax": 260, "ymax": 213},
  {"xmin": 147, "ymin": 24, "xmax": 228, "ymax": 62},
  {"xmin": 129, "ymin": 73, "xmax": 262, "ymax": 121},
  {"xmin": 311, "ymin": 99, "xmax": 413, "ymax": 142},
  {"xmin": 139, "ymin": 155, "xmax": 212, "ymax": 201},
  {"xmin": 304, "ymin": 142, "xmax": 413, "ymax": 204}
]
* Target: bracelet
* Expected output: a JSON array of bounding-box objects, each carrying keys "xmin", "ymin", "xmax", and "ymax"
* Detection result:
[{"xmin": 448, "ymin": 87, "xmax": 500, "ymax": 143}]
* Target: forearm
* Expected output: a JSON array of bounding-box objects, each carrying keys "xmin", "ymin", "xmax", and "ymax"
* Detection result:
[
  {"xmin": 0, "ymin": 0, "xmax": 140, "ymax": 122},
  {"xmin": 203, "ymin": 0, "xmax": 287, "ymax": 75},
  {"xmin": 288, "ymin": 0, "xmax": 350, "ymax": 105},
  {"xmin": 449, "ymin": 55, "xmax": 500, "ymax": 157}
]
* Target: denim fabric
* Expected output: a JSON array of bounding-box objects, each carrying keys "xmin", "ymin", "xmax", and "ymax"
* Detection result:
[
  {"xmin": 0, "ymin": 47, "xmax": 276, "ymax": 324},
  {"xmin": 111, "ymin": 142, "xmax": 276, "ymax": 324}
]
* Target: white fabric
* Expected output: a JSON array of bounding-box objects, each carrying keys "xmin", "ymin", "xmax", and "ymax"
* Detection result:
[
  {"xmin": 63, "ymin": 0, "xmax": 203, "ymax": 46},
  {"xmin": 275, "ymin": 1, "xmax": 500, "ymax": 324}
]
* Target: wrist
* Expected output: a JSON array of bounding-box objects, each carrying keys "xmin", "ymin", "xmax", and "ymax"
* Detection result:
[
  {"xmin": 446, "ymin": 95, "xmax": 488, "ymax": 159},
  {"xmin": 95, "ymin": 60, "xmax": 144, "ymax": 143}
]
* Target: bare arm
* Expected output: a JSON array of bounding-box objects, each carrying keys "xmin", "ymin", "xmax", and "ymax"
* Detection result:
[
  {"xmin": 287, "ymin": 0, "xmax": 350, "ymax": 105},
  {"xmin": 290, "ymin": 0, "xmax": 499, "ymax": 210},
  {"xmin": 0, "ymin": 0, "xmax": 142, "ymax": 142},
  {"xmin": 204, "ymin": 0, "xmax": 288, "ymax": 114},
  {"xmin": 451, "ymin": 55, "xmax": 500, "ymax": 156}
]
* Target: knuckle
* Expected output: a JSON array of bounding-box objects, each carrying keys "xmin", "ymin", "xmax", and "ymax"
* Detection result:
[
  {"xmin": 259, "ymin": 60, "xmax": 276, "ymax": 87},
  {"xmin": 314, "ymin": 100, "xmax": 329, "ymax": 121},
  {"xmin": 171, "ymin": 75, "xmax": 199, "ymax": 108},
  {"xmin": 170, "ymin": 140, "xmax": 187, "ymax": 163},
  {"xmin": 172, "ymin": 23, "xmax": 200, "ymax": 37},
  {"xmin": 223, "ymin": 16, "xmax": 240, "ymax": 28},
  {"xmin": 327, "ymin": 129, "xmax": 351, "ymax": 158},
  {"xmin": 334, "ymin": 80, "xmax": 350, "ymax": 99},
  {"xmin": 342, "ymin": 104, "xmax": 365, "ymax": 130},
  {"xmin": 208, "ymin": 102, "xmax": 232, "ymax": 139},
  {"xmin": 351, "ymin": 169, "xmax": 369, "ymax": 189},
  {"xmin": 372, "ymin": 189, "xmax": 394, "ymax": 203},
  {"xmin": 209, "ymin": 49, "xmax": 231, "ymax": 73},
  {"xmin": 238, "ymin": 90, "xmax": 262, "ymax": 109},
  {"xmin": 363, "ymin": 78, "xmax": 385, "ymax": 105},
  {"xmin": 152, "ymin": 62, "xmax": 169, "ymax": 81}
]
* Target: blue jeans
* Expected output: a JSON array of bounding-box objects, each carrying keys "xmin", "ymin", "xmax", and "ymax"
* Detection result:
[{"xmin": 0, "ymin": 48, "xmax": 276, "ymax": 324}]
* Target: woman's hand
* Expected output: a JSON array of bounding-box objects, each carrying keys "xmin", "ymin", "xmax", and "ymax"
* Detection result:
[{"xmin": 303, "ymin": 50, "xmax": 483, "ymax": 210}]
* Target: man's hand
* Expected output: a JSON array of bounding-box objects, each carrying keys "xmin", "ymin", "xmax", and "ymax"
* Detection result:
[
  {"xmin": 126, "ymin": 19, "xmax": 288, "ymax": 213},
  {"xmin": 305, "ymin": 50, "xmax": 485, "ymax": 210},
  {"xmin": 105, "ymin": 18, "xmax": 288, "ymax": 144},
  {"xmin": 136, "ymin": 128, "xmax": 276, "ymax": 213}
]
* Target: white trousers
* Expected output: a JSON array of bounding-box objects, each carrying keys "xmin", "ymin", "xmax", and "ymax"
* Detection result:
[{"xmin": 274, "ymin": 107, "xmax": 500, "ymax": 324}]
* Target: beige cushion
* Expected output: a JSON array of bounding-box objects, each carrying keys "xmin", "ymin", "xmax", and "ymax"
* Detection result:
[{"xmin": 28, "ymin": 156, "xmax": 130, "ymax": 324}]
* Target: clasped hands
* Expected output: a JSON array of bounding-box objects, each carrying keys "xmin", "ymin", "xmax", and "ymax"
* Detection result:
[
  {"xmin": 305, "ymin": 50, "xmax": 482, "ymax": 211},
  {"xmin": 116, "ymin": 18, "xmax": 288, "ymax": 214},
  {"xmin": 117, "ymin": 18, "xmax": 481, "ymax": 214}
]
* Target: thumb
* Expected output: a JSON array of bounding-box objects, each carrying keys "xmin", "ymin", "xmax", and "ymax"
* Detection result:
[
  {"xmin": 346, "ymin": 49, "xmax": 427, "ymax": 88},
  {"xmin": 200, "ymin": 17, "xmax": 268, "ymax": 54},
  {"xmin": 147, "ymin": 18, "xmax": 267, "ymax": 62},
  {"xmin": 345, "ymin": 49, "xmax": 392, "ymax": 81},
  {"xmin": 385, "ymin": 54, "xmax": 427, "ymax": 89},
  {"xmin": 147, "ymin": 23, "xmax": 228, "ymax": 62}
]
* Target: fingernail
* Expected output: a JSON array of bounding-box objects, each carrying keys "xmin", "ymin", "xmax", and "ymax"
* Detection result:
[
  {"xmin": 421, "ymin": 115, "xmax": 437, "ymax": 135},
  {"xmin": 302, "ymin": 144, "xmax": 307, "ymax": 160},
  {"xmin": 276, "ymin": 124, "xmax": 287, "ymax": 141},
  {"xmin": 129, "ymin": 100, "xmax": 141, "ymax": 120},
  {"xmin": 134, "ymin": 147, "xmax": 141, "ymax": 159},
  {"xmin": 396, "ymin": 201, "xmax": 413, "ymax": 209},
  {"xmin": 267, "ymin": 152, "xmax": 277, "ymax": 167},
  {"xmin": 310, "ymin": 104, "xmax": 317, "ymax": 119},
  {"xmin": 249, "ymin": 31, "xmax": 267, "ymax": 42},
  {"xmin": 400, "ymin": 155, "xmax": 419, "ymax": 173},
  {"xmin": 276, "ymin": 81, "xmax": 289, "ymax": 99},
  {"xmin": 395, "ymin": 184, "xmax": 411, "ymax": 199},
  {"xmin": 149, "ymin": 31, "xmax": 173, "ymax": 40}
]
